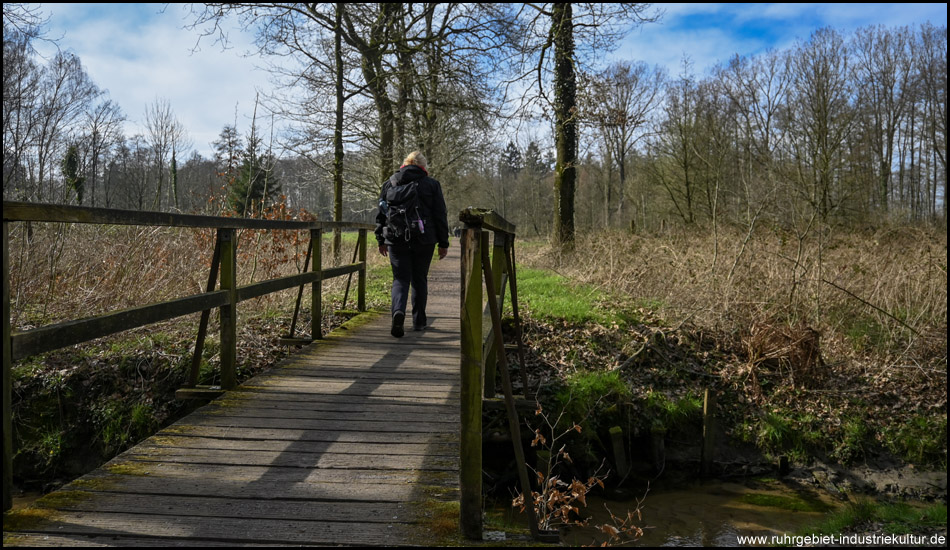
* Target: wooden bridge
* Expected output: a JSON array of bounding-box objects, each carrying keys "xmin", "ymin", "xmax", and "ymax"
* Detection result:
[{"xmin": 3, "ymin": 203, "xmax": 535, "ymax": 545}]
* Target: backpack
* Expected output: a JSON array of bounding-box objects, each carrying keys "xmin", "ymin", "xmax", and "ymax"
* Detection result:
[{"xmin": 382, "ymin": 179, "xmax": 426, "ymax": 242}]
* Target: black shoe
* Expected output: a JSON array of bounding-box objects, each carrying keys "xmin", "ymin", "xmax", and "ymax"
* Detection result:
[
  {"xmin": 412, "ymin": 324, "xmax": 426, "ymax": 331},
  {"xmin": 391, "ymin": 311, "xmax": 405, "ymax": 338}
]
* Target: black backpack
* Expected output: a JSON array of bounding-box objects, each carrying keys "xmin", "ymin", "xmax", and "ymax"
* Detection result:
[{"xmin": 383, "ymin": 180, "xmax": 426, "ymax": 242}]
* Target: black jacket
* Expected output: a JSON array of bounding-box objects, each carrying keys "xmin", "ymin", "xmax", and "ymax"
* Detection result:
[{"xmin": 375, "ymin": 165, "xmax": 450, "ymax": 249}]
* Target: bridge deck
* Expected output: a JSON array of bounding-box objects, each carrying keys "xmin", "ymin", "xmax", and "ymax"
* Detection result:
[{"xmin": 4, "ymin": 249, "xmax": 461, "ymax": 547}]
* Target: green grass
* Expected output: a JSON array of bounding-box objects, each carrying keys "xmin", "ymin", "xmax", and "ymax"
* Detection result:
[
  {"xmin": 756, "ymin": 412, "xmax": 806, "ymax": 459},
  {"xmin": 559, "ymin": 370, "xmax": 631, "ymax": 408},
  {"xmin": 508, "ymin": 268, "xmax": 630, "ymax": 326},
  {"xmin": 644, "ymin": 390, "xmax": 703, "ymax": 432},
  {"xmin": 799, "ymin": 499, "xmax": 947, "ymax": 537},
  {"xmin": 885, "ymin": 415, "xmax": 948, "ymax": 466}
]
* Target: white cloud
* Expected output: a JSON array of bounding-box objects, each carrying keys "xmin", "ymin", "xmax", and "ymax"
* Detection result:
[
  {"xmin": 609, "ymin": 2, "xmax": 946, "ymax": 79},
  {"xmin": 25, "ymin": 2, "xmax": 948, "ymax": 158},
  {"xmin": 35, "ymin": 3, "xmax": 271, "ymax": 158}
]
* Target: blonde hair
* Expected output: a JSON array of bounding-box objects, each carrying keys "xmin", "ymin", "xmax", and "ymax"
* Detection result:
[{"xmin": 402, "ymin": 151, "xmax": 427, "ymax": 170}]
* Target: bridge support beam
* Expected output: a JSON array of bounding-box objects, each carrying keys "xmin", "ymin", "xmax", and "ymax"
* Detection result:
[
  {"xmin": 312, "ymin": 229, "xmax": 323, "ymax": 339},
  {"xmin": 219, "ymin": 228, "xmax": 237, "ymax": 390},
  {"xmin": 459, "ymin": 226, "xmax": 483, "ymax": 540}
]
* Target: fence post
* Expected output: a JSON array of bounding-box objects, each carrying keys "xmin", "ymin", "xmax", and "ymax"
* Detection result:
[
  {"xmin": 459, "ymin": 226, "xmax": 483, "ymax": 540},
  {"xmin": 219, "ymin": 228, "xmax": 238, "ymax": 390},
  {"xmin": 701, "ymin": 388, "xmax": 717, "ymax": 477},
  {"xmin": 483, "ymin": 232, "xmax": 508, "ymax": 398},
  {"xmin": 481, "ymin": 230, "xmax": 540, "ymax": 540},
  {"xmin": 312, "ymin": 229, "xmax": 323, "ymax": 339},
  {"xmin": 357, "ymin": 229, "xmax": 367, "ymax": 312},
  {"xmin": 3, "ymin": 221, "xmax": 12, "ymax": 511}
]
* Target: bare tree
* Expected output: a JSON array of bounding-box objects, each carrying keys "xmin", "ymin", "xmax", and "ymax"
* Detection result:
[
  {"xmin": 28, "ymin": 51, "xmax": 101, "ymax": 202},
  {"xmin": 853, "ymin": 25, "xmax": 915, "ymax": 214},
  {"xmin": 913, "ymin": 23, "xmax": 947, "ymax": 221},
  {"xmin": 144, "ymin": 98, "xmax": 190, "ymax": 210},
  {"xmin": 786, "ymin": 28, "xmax": 856, "ymax": 221},
  {"xmin": 81, "ymin": 99, "xmax": 125, "ymax": 207},
  {"xmin": 581, "ymin": 60, "xmax": 663, "ymax": 226},
  {"xmin": 512, "ymin": 3, "xmax": 659, "ymax": 246}
]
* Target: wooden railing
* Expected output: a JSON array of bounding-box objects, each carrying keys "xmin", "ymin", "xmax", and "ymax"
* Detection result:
[
  {"xmin": 1, "ymin": 201, "xmax": 374, "ymax": 512},
  {"xmin": 458, "ymin": 208, "xmax": 551, "ymax": 542}
]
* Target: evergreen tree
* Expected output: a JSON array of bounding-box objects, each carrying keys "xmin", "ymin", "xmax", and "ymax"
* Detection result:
[
  {"xmin": 228, "ymin": 148, "xmax": 281, "ymax": 217},
  {"xmin": 62, "ymin": 144, "xmax": 85, "ymax": 204}
]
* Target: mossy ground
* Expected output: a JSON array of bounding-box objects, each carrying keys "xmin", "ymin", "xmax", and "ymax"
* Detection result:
[{"xmin": 503, "ymin": 257, "xmax": 946, "ymax": 477}]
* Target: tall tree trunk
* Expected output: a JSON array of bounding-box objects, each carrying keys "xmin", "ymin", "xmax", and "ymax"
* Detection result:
[
  {"xmin": 552, "ymin": 3, "xmax": 577, "ymax": 247},
  {"xmin": 333, "ymin": 3, "xmax": 344, "ymax": 261}
]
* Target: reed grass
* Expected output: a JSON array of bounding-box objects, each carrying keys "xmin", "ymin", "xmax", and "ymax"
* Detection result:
[{"xmin": 522, "ymin": 224, "xmax": 947, "ymax": 365}]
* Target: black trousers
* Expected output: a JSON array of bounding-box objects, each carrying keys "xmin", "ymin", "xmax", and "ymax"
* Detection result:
[{"xmin": 387, "ymin": 242, "xmax": 435, "ymax": 327}]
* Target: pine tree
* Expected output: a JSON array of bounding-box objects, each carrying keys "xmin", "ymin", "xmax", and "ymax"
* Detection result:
[{"xmin": 62, "ymin": 144, "xmax": 85, "ymax": 204}]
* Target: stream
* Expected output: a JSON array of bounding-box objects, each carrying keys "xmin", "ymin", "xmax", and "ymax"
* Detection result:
[{"xmin": 559, "ymin": 480, "xmax": 833, "ymax": 547}]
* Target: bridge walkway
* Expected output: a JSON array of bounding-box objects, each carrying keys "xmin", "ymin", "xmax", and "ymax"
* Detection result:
[{"xmin": 3, "ymin": 248, "xmax": 461, "ymax": 547}]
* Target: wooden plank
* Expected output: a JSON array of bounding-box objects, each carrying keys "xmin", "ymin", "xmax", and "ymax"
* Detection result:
[
  {"xmin": 137, "ymin": 435, "xmax": 456, "ymax": 456},
  {"xmin": 7, "ymin": 511, "xmax": 417, "ymax": 546},
  {"xmin": 235, "ymin": 271, "xmax": 317, "ymax": 303},
  {"xmin": 212, "ymin": 390, "xmax": 458, "ymax": 409},
  {"xmin": 174, "ymin": 388, "xmax": 225, "ymax": 401},
  {"xmin": 265, "ymin": 366, "xmax": 459, "ymax": 382},
  {"xmin": 242, "ymin": 374, "xmax": 458, "ymax": 390},
  {"xmin": 199, "ymin": 405, "xmax": 458, "ymax": 424},
  {"xmin": 10, "ymin": 290, "xmax": 228, "ymax": 361},
  {"xmin": 4, "ymin": 242, "xmax": 463, "ymax": 547},
  {"xmin": 232, "ymin": 264, "xmax": 363, "ymax": 304},
  {"xmin": 69, "ymin": 465, "xmax": 457, "ymax": 498},
  {"xmin": 219, "ymin": 229, "xmax": 237, "ymax": 390},
  {"xmin": 27, "ymin": 492, "xmax": 429, "ymax": 524},
  {"xmin": 459, "ymin": 226, "xmax": 483, "ymax": 540},
  {"xmin": 2, "ymin": 201, "xmax": 375, "ymax": 231},
  {"xmin": 311, "ymin": 228, "xmax": 323, "ymax": 339},
  {"xmin": 235, "ymin": 380, "xmax": 460, "ymax": 398},
  {"xmin": 458, "ymin": 207, "xmax": 516, "ymax": 235},
  {"xmin": 180, "ymin": 415, "xmax": 456, "ymax": 433},
  {"xmin": 121, "ymin": 447, "xmax": 458, "ymax": 470},
  {"xmin": 357, "ymin": 229, "xmax": 367, "ymax": 311},
  {"xmin": 320, "ymin": 262, "xmax": 363, "ymax": 281},
  {"xmin": 3, "ymin": 533, "xmax": 274, "ymax": 547},
  {"xmin": 159, "ymin": 425, "xmax": 457, "ymax": 445},
  {"xmin": 204, "ymin": 388, "xmax": 457, "ymax": 405}
]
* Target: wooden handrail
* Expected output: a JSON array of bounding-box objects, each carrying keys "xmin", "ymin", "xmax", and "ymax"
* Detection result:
[
  {"xmin": 2, "ymin": 201, "xmax": 372, "ymax": 512},
  {"xmin": 2, "ymin": 200, "xmax": 374, "ymax": 231},
  {"xmin": 458, "ymin": 208, "xmax": 542, "ymax": 541}
]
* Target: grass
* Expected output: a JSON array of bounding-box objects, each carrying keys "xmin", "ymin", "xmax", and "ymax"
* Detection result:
[
  {"xmin": 644, "ymin": 390, "xmax": 703, "ymax": 433},
  {"xmin": 507, "ymin": 268, "xmax": 630, "ymax": 326},
  {"xmin": 885, "ymin": 415, "xmax": 948, "ymax": 466},
  {"xmin": 799, "ymin": 499, "xmax": 947, "ymax": 537},
  {"xmin": 517, "ymin": 226, "xmax": 947, "ymax": 468},
  {"xmin": 520, "ymin": 226, "xmax": 946, "ymax": 361}
]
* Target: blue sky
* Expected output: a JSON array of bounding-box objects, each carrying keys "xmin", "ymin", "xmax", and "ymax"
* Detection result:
[{"xmin": 28, "ymin": 3, "xmax": 948, "ymax": 158}]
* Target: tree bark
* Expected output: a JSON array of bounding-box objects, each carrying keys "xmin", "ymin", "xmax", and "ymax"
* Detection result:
[{"xmin": 552, "ymin": 3, "xmax": 577, "ymax": 248}]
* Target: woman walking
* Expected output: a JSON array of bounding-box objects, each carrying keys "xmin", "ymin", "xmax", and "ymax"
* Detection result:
[{"xmin": 375, "ymin": 151, "xmax": 450, "ymax": 337}]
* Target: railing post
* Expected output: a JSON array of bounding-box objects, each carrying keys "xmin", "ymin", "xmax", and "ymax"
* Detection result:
[
  {"xmin": 219, "ymin": 228, "xmax": 238, "ymax": 390},
  {"xmin": 3, "ymin": 221, "xmax": 13, "ymax": 511},
  {"xmin": 505, "ymin": 237, "xmax": 531, "ymax": 397},
  {"xmin": 459, "ymin": 226, "xmax": 483, "ymax": 540},
  {"xmin": 188, "ymin": 234, "xmax": 222, "ymax": 387},
  {"xmin": 311, "ymin": 229, "xmax": 323, "ymax": 339},
  {"xmin": 483, "ymin": 231, "xmax": 508, "ymax": 398},
  {"xmin": 357, "ymin": 229, "xmax": 367, "ymax": 312},
  {"xmin": 481, "ymin": 230, "xmax": 540, "ymax": 540}
]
